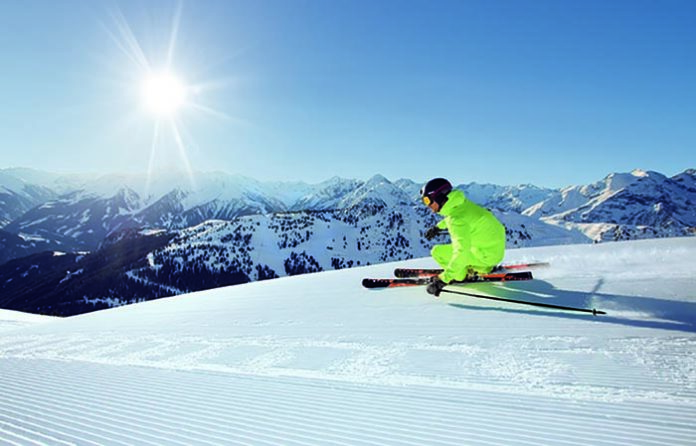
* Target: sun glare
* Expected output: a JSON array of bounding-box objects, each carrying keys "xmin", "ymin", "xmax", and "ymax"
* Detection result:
[
  {"xmin": 105, "ymin": 3, "xmax": 236, "ymax": 195},
  {"xmin": 142, "ymin": 72, "xmax": 187, "ymax": 117}
]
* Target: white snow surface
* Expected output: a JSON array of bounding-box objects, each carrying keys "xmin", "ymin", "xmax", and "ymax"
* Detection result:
[
  {"xmin": 1, "ymin": 237, "xmax": 696, "ymax": 445},
  {"xmin": 0, "ymin": 310, "xmax": 54, "ymax": 333}
]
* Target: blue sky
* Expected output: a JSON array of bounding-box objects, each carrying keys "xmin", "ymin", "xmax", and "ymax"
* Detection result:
[{"xmin": 1, "ymin": 0, "xmax": 694, "ymax": 187}]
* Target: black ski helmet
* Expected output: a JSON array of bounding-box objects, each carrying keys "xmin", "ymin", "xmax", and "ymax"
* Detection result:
[{"xmin": 420, "ymin": 178, "xmax": 453, "ymax": 207}]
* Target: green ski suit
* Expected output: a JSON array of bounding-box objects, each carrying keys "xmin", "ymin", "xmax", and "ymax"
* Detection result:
[{"xmin": 432, "ymin": 189, "xmax": 506, "ymax": 283}]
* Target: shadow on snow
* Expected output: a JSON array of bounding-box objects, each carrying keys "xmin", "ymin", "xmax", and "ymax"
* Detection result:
[{"xmin": 445, "ymin": 279, "xmax": 696, "ymax": 333}]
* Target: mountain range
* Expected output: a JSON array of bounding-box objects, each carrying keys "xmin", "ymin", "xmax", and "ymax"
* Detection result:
[{"xmin": 0, "ymin": 167, "xmax": 694, "ymax": 315}]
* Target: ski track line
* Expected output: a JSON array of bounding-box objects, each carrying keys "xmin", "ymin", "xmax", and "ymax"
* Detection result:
[
  {"xmin": 180, "ymin": 375, "xmax": 696, "ymax": 445},
  {"xmin": 0, "ymin": 420, "xmax": 74, "ymax": 446},
  {"xmin": 0, "ymin": 386, "xmax": 327, "ymax": 446},
  {"xmin": 0, "ymin": 410, "xmax": 104, "ymax": 446},
  {"xmin": 0, "ymin": 408, "xmax": 120, "ymax": 446},
  {"xmin": 11, "ymin": 332, "xmax": 693, "ymax": 408},
  {"xmin": 3, "ymin": 331, "xmax": 696, "ymax": 444},
  {"xmin": 0, "ymin": 429, "xmax": 34, "ymax": 446},
  {"xmin": 6, "ymin": 335, "xmax": 696, "ymax": 413},
  {"xmin": 0, "ymin": 361, "xmax": 433, "ymax": 446},
  {"xmin": 46, "ymin": 361, "xmax": 570, "ymax": 446},
  {"xmin": 135, "ymin": 364, "xmax": 696, "ymax": 444},
  {"xmin": 0, "ymin": 401, "xmax": 182, "ymax": 446},
  {"xmin": 1, "ymin": 358, "xmax": 580, "ymax": 446},
  {"xmin": 109, "ymin": 348, "xmax": 689, "ymax": 432},
  {"xmin": 0, "ymin": 384, "xmax": 229, "ymax": 446},
  {"xmin": 2, "ymin": 358, "xmax": 692, "ymax": 446},
  {"xmin": 0, "ymin": 362, "xmax": 231, "ymax": 446},
  {"xmin": 5, "ymin": 366, "xmax": 556, "ymax": 446},
  {"xmin": 0, "ymin": 426, "xmax": 45, "ymax": 446},
  {"xmin": 0, "ymin": 362, "xmax": 283, "ymax": 446},
  {"xmin": 10, "ymin": 354, "xmax": 696, "ymax": 440},
  {"xmin": 0, "ymin": 377, "xmax": 368, "ymax": 446},
  {"xmin": 0, "ymin": 362, "xmax": 470, "ymax": 446}
]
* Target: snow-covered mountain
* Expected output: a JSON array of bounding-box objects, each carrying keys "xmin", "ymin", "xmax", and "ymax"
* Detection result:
[
  {"xmin": 0, "ymin": 169, "xmax": 57, "ymax": 227},
  {"xmin": 2, "ymin": 168, "xmax": 693, "ymax": 255},
  {"xmin": 0, "ymin": 204, "xmax": 584, "ymax": 316},
  {"xmin": 526, "ymin": 169, "xmax": 696, "ymax": 242},
  {"xmin": 556, "ymin": 170, "xmax": 695, "ymax": 226},
  {"xmin": 0, "ymin": 167, "xmax": 694, "ymax": 315},
  {"xmin": 462, "ymin": 182, "xmax": 555, "ymax": 213},
  {"xmin": 0, "ymin": 171, "xmax": 568, "ymax": 253},
  {"xmin": 523, "ymin": 170, "xmax": 648, "ymax": 219},
  {"xmin": 1, "ymin": 238, "xmax": 695, "ymax": 445},
  {"xmin": 0, "ymin": 229, "xmax": 55, "ymax": 265},
  {"xmin": 4, "ymin": 187, "xmax": 142, "ymax": 250}
]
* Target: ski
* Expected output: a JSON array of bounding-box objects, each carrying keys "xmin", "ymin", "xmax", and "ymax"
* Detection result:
[
  {"xmin": 362, "ymin": 271, "xmax": 533, "ymax": 289},
  {"xmin": 362, "ymin": 278, "xmax": 431, "ymax": 289},
  {"xmin": 394, "ymin": 262, "xmax": 549, "ymax": 278}
]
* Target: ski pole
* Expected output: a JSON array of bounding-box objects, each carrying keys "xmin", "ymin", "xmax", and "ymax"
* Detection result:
[{"xmin": 440, "ymin": 288, "xmax": 606, "ymax": 316}]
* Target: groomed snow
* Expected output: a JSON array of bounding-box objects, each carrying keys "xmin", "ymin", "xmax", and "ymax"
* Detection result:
[
  {"xmin": 1, "ymin": 237, "xmax": 696, "ymax": 445},
  {"xmin": 0, "ymin": 310, "xmax": 55, "ymax": 334}
]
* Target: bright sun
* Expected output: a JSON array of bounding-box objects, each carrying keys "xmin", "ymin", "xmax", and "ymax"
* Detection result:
[
  {"xmin": 142, "ymin": 72, "xmax": 187, "ymax": 117},
  {"xmin": 106, "ymin": 4, "xmax": 234, "ymax": 191}
]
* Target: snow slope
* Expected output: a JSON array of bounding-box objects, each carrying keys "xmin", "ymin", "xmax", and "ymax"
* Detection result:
[
  {"xmin": 1, "ymin": 237, "xmax": 696, "ymax": 445},
  {"xmin": 0, "ymin": 310, "xmax": 54, "ymax": 333}
]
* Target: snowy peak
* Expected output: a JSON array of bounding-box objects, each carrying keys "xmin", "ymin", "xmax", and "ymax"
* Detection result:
[
  {"xmin": 4, "ymin": 187, "xmax": 144, "ymax": 250},
  {"xmin": 291, "ymin": 177, "xmax": 362, "ymax": 210},
  {"xmin": 529, "ymin": 169, "xmax": 696, "ymax": 241},
  {"xmin": 672, "ymin": 169, "xmax": 696, "ymax": 190},
  {"xmin": 337, "ymin": 174, "xmax": 412, "ymax": 210},
  {"xmin": 525, "ymin": 169, "xmax": 667, "ymax": 219},
  {"xmin": 464, "ymin": 182, "xmax": 555, "ymax": 213},
  {"xmin": 0, "ymin": 171, "xmax": 57, "ymax": 227},
  {"xmin": 0, "ymin": 167, "xmax": 694, "ymax": 256}
]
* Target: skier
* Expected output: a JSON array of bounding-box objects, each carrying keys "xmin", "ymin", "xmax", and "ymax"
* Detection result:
[{"xmin": 420, "ymin": 178, "xmax": 506, "ymax": 296}]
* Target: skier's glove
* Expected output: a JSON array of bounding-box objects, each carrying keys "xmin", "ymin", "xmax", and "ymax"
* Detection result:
[
  {"xmin": 426, "ymin": 277, "xmax": 447, "ymax": 298},
  {"xmin": 424, "ymin": 226, "xmax": 441, "ymax": 241}
]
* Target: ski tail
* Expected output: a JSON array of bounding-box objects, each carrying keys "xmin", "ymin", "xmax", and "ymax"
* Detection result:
[
  {"xmin": 362, "ymin": 278, "xmax": 430, "ymax": 289},
  {"xmin": 363, "ymin": 271, "xmax": 533, "ymax": 289},
  {"xmin": 394, "ymin": 262, "xmax": 549, "ymax": 278},
  {"xmin": 393, "ymin": 268, "xmax": 441, "ymax": 278},
  {"xmin": 470, "ymin": 271, "xmax": 533, "ymax": 282},
  {"xmin": 492, "ymin": 261, "xmax": 550, "ymax": 272}
]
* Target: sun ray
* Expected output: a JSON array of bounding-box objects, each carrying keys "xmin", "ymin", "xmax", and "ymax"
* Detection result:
[
  {"xmin": 146, "ymin": 120, "xmax": 161, "ymax": 198},
  {"xmin": 102, "ymin": 8, "xmax": 150, "ymax": 73},
  {"xmin": 187, "ymin": 103, "xmax": 236, "ymax": 122},
  {"xmin": 170, "ymin": 120, "xmax": 197, "ymax": 189},
  {"xmin": 100, "ymin": 3, "xmax": 243, "ymax": 182},
  {"xmin": 166, "ymin": 1, "xmax": 183, "ymax": 70},
  {"xmin": 190, "ymin": 77, "xmax": 240, "ymax": 94},
  {"xmin": 173, "ymin": 119, "xmax": 205, "ymax": 167}
]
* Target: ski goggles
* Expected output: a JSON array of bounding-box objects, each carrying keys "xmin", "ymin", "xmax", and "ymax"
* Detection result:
[{"xmin": 421, "ymin": 183, "xmax": 450, "ymax": 206}]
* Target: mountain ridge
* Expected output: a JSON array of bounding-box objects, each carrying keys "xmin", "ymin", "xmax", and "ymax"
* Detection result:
[{"xmin": 0, "ymin": 167, "xmax": 693, "ymax": 316}]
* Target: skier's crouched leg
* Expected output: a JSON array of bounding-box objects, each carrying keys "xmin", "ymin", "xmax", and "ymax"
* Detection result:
[
  {"xmin": 471, "ymin": 246, "xmax": 504, "ymax": 275},
  {"xmin": 431, "ymin": 244, "xmax": 453, "ymax": 269}
]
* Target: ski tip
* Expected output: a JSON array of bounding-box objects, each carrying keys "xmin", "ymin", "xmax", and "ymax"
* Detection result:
[{"xmin": 513, "ymin": 271, "xmax": 534, "ymax": 280}]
